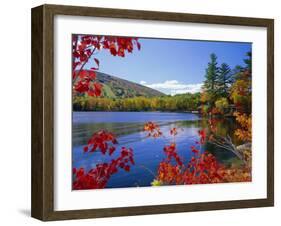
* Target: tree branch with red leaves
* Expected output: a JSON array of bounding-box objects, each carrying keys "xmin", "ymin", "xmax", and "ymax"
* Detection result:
[{"xmin": 72, "ymin": 35, "xmax": 141, "ymax": 97}]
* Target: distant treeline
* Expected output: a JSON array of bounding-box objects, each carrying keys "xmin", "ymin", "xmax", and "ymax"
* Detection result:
[{"xmin": 73, "ymin": 93, "xmax": 201, "ymax": 112}]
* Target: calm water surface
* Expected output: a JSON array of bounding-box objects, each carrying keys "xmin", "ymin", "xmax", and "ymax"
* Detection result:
[{"xmin": 72, "ymin": 111, "xmax": 238, "ymax": 188}]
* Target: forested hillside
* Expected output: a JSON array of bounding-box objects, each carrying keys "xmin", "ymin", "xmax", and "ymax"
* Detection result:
[{"xmin": 73, "ymin": 71, "xmax": 165, "ymax": 98}]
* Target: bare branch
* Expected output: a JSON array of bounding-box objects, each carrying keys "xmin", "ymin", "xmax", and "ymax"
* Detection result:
[{"xmin": 209, "ymin": 134, "xmax": 246, "ymax": 164}]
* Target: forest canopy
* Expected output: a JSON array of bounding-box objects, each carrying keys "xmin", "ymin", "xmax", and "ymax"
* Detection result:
[
  {"xmin": 73, "ymin": 51, "xmax": 252, "ymax": 115},
  {"xmin": 73, "ymin": 93, "xmax": 201, "ymax": 112}
]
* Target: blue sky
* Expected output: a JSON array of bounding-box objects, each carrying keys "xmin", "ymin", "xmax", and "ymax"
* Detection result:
[{"xmin": 84, "ymin": 38, "xmax": 251, "ymax": 95}]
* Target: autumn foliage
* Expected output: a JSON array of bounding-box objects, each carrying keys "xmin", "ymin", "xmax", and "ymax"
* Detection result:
[
  {"xmin": 73, "ymin": 131, "xmax": 135, "ymax": 190},
  {"xmin": 145, "ymin": 122, "xmax": 251, "ymax": 186},
  {"xmin": 72, "ymin": 36, "xmax": 252, "ymax": 189},
  {"xmin": 83, "ymin": 130, "xmax": 118, "ymax": 155},
  {"xmin": 199, "ymin": 53, "xmax": 252, "ymax": 173},
  {"xmin": 144, "ymin": 121, "xmax": 163, "ymax": 138},
  {"xmin": 72, "ymin": 34, "xmax": 140, "ymax": 189},
  {"xmin": 233, "ymin": 111, "xmax": 252, "ymax": 142},
  {"xmin": 72, "ymin": 35, "xmax": 141, "ymax": 97}
]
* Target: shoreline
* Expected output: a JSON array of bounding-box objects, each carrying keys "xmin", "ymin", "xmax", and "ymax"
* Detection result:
[
  {"xmin": 72, "ymin": 110, "xmax": 200, "ymax": 114},
  {"xmin": 72, "ymin": 110, "xmax": 236, "ymax": 119}
]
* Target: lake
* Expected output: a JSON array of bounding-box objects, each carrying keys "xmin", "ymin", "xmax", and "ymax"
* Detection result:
[{"xmin": 72, "ymin": 111, "xmax": 239, "ymax": 188}]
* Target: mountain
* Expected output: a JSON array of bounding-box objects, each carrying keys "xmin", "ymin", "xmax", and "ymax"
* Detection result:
[{"xmin": 78, "ymin": 71, "xmax": 165, "ymax": 98}]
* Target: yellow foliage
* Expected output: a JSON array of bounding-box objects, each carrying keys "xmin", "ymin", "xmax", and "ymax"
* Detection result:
[
  {"xmin": 234, "ymin": 111, "xmax": 252, "ymax": 142},
  {"xmin": 215, "ymin": 97, "xmax": 229, "ymax": 113},
  {"xmin": 200, "ymin": 91, "xmax": 210, "ymax": 103},
  {"xmin": 230, "ymin": 73, "xmax": 251, "ymax": 108}
]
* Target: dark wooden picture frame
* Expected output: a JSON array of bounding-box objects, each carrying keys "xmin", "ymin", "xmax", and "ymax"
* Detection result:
[{"xmin": 31, "ymin": 4, "xmax": 274, "ymax": 221}]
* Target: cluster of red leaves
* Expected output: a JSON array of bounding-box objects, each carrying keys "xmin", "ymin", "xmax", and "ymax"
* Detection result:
[
  {"xmin": 190, "ymin": 145, "xmax": 199, "ymax": 154},
  {"xmin": 157, "ymin": 128, "xmax": 225, "ymax": 184},
  {"xmin": 163, "ymin": 143, "xmax": 183, "ymax": 166},
  {"xmin": 191, "ymin": 152, "xmax": 228, "ymax": 184},
  {"xmin": 73, "ymin": 70, "xmax": 102, "ymax": 96},
  {"xmin": 73, "ymin": 147, "xmax": 134, "ymax": 189},
  {"xmin": 143, "ymin": 122, "xmax": 251, "ymax": 186},
  {"xmin": 73, "ymin": 131, "xmax": 135, "ymax": 190},
  {"xmin": 101, "ymin": 36, "xmax": 141, "ymax": 57},
  {"xmin": 157, "ymin": 152, "xmax": 226, "ymax": 185},
  {"xmin": 170, "ymin": 127, "xmax": 178, "ymax": 136},
  {"xmin": 83, "ymin": 130, "xmax": 118, "ymax": 155},
  {"xmin": 143, "ymin": 121, "xmax": 163, "ymax": 138},
  {"xmin": 72, "ymin": 35, "xmax": 141, "ymax": 96},
  {"xmin": 198, "ymin": 129, "xmax": 206, "ymax": 144}
]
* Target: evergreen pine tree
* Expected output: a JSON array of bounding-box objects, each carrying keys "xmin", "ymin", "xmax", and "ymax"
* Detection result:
[
  {"xmin": 217, "ymin": 63, "xmax": 231, "ymax": 97},
  {"xmin": 204, "ymin": 53, "xmax": 219, "ymax": 91},
  {"xmin": 203, "ymin": 53, "xmax": 219, "ymax": 108}
]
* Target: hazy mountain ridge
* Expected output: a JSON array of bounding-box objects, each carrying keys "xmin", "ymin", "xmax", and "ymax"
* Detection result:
[{"xmin": 94, "ymin": 71, "xmax": 166, "ymax": 98}]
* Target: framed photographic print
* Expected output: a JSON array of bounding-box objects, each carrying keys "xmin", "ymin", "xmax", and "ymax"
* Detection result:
[{"xmin": 31, "ymin": 4, "xmax": 274, "ymax": 221}]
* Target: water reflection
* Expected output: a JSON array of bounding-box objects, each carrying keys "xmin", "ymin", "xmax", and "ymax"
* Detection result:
[{"xmin": 72, "ymin": 112, "xmax": 240, "ymax": 188}]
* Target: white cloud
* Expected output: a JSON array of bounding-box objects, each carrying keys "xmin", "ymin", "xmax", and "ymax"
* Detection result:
[{"xmin": 140, "ymin": 80, "xmax": 202, "ymax": 95}]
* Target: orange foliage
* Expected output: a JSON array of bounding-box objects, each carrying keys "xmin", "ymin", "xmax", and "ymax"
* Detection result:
[
  {"xmin": 144, "ymin": 123, "xmax": 251, "ymax": 186},
  {"xmin": 143, "ymin": 121, "xmax": 163, "ymax": 138},
  {"xmin": 233, "ymin": 111, "xmax": 252, "ymax": 142},
  {"xmin": 230, "ymin": 70, "xmax": 251, "ymax": 110},
  {"xmin": 156, "ymin": 150, "xmax": 251, "ymax": 185}
]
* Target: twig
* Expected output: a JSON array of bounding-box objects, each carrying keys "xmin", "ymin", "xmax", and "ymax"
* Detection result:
[
  {"xmin": 139, "ymin": 165, "xmax": 155, "ymax": 177},
  {"xmin": 209, "ymin": 134, "xmax": 246, "ymax": 164}
]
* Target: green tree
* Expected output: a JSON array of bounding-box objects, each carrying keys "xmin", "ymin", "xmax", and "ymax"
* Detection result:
[
  {"xmin": 217, "ymin": 63, "xmax": 231, "ymax": 97},
  {"xmin": 202, "ymin": 53, "xmax": 219, "ymax": 111},
  {"xmin": 204, "ymin": 53, "xmax": 219, "ymax": 91}
]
